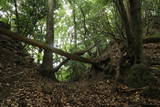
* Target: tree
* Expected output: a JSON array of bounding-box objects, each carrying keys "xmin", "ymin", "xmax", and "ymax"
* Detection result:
[
  {"xmin": 115, "ymin": 0, "xmax": 143, "ymax": 66},
  {"xmin": 40, "ymin": 0, "xmax": 55, "ymax": 79}
]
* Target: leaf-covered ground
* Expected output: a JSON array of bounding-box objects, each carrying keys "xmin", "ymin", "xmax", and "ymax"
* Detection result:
[{"xmin": 0, "ymin": 35, "xmax": 160, "ymax": 107}]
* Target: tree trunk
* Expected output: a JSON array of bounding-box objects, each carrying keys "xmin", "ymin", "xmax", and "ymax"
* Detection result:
[
  {"xmin": 112, "ymin": 0, "xmax": 143, "ymax": 85},
  {"xmin": 72, "ymin": 2, "xmax": 78, "ymax": 80},
  {"xmin": 129, "ymin": 0, "xmax": 143, "ymax": 64},
  {"xmin": 40, "ymin": 0, "xmax": 56, "ymax": 79},
  {"xmin": 115, "ymin": 0, "xmax": 143, "ymax": 65}
]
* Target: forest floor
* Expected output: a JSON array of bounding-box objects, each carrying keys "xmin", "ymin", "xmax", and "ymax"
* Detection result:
[{"xmin": 0, "ymin": 34, "xmax": 160, "ymax": 107}]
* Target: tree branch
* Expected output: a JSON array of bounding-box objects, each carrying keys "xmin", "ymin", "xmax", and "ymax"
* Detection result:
[{"xmin": 53, "ymin": 44, "xmax": 96, "ymax": 72}]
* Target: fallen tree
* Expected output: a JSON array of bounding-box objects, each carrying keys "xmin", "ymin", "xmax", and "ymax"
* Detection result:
[
  {"xmin": 1, "ymin": 28, "xmax": 159, "ymax": 74},
  {"xmin": 0, "ymin": 28, "xmax": 96, "ymax": 64},
  {"xmin": 0, "ymin": 28, "xmax": 112, "ymax": 75}
]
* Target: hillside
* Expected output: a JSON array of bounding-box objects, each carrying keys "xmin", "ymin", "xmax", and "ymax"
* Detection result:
[{"xmin": 0, "ymin": 33, "xmax": 160, "ymax": 107}]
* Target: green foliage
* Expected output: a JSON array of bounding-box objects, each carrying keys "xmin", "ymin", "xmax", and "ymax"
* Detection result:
[
  {"xmin": 0, "ymin": 18, "xmax": 8, "ymax": 24},
  {"xmin": 56, "ymin": 60, "xmax": 90, "ymax": 82},
  {"xmin": 55, "ymin": 70, "xmax": 71, "ymax": 82}
]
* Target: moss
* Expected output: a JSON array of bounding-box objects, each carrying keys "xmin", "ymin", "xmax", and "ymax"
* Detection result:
[
  {"xmin": 141, "ymin": 87, "xmax": 160, "ymax": 99},
  {"xmin": 126, "ymin": 64, "xmax": 155, "ymax": 88}
]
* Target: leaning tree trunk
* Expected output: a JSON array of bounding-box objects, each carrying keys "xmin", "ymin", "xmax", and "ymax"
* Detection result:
[
  {"xmin": 0, "ymin": 28, "xmax": 96, "ymax": 64},
  {"xmin": 40, "ymin": 0, "xmax": 56, "ymax": 79}
]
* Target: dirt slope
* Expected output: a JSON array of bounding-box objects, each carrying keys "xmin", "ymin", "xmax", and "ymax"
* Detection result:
[{"xmin": 0, "ymin": 34, "xmax": 160, "ymax": 107}]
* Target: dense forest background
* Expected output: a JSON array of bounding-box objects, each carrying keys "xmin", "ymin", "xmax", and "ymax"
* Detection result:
[{"xmin": 0, "ymin": 0, "xmax": 160, "ymax": 106}]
